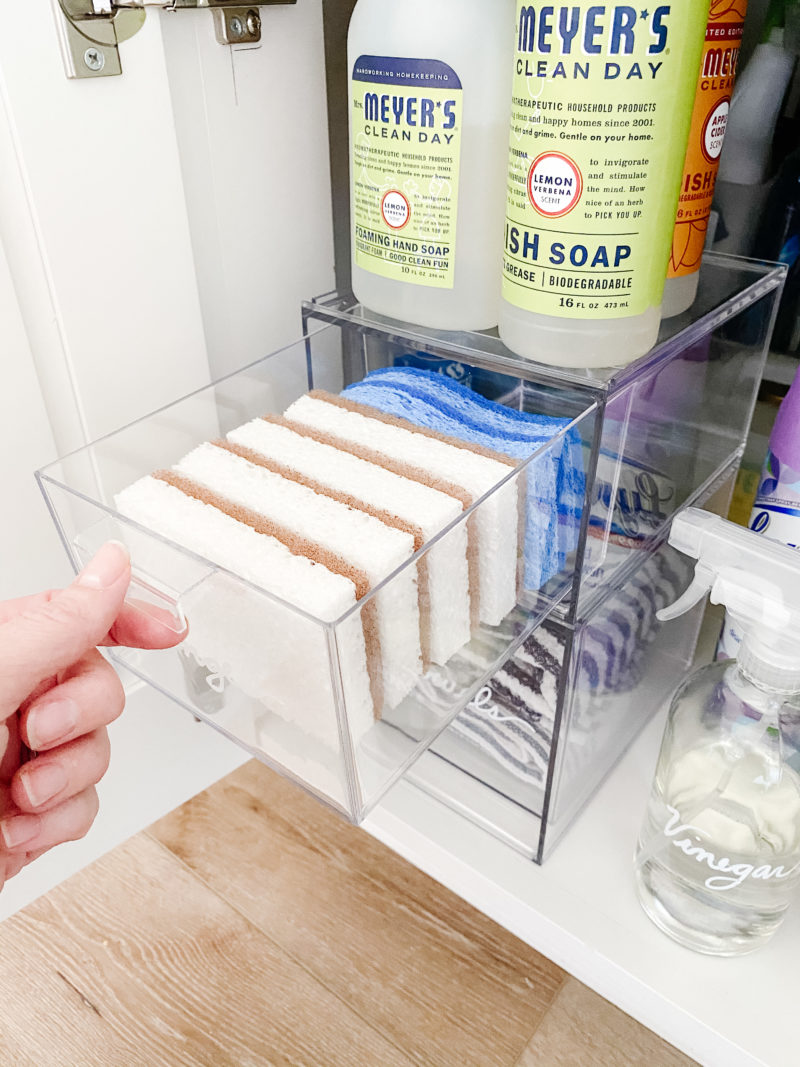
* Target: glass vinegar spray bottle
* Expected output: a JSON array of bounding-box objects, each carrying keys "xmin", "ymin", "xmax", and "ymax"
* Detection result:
[{"xmin": 634, "ymin": 509, "xmax": 800, "ymax": 955}]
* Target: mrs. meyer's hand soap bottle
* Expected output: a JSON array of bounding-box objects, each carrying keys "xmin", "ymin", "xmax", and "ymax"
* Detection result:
[
  {"xmin": 499, "ymin": 1, "xmax": 709, "ymax": 367},
  {"xmin": 634, "ymin": 509, "xmax": 800, "ymax": 955},
  {"xmin": 348, "ymin": 0, "xmax": 514, "ymax": 330}
]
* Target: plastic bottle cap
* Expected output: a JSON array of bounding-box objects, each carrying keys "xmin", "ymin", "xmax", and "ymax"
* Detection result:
[
  {"xmin": 738, "ymin": 632, "xmax": 800, "ymax": 694},
  {"xmin": 664, "ymin": 510, "xmax": 800, "ymax": 694}
]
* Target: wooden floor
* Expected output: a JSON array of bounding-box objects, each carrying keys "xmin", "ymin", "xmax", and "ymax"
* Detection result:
[{"xmin": 0, "ymin": 761, "xmax": 697, "ymax": 1066}]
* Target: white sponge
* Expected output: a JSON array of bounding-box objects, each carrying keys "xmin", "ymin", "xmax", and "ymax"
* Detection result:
[
  {"xmin": 285, "ymin": 392, "xmax": 519, "ymax": 627},
  {"xmin": 174, "ymin": 441, "xmax": 422, "ymax": 709},
  {"xmin": 114, "ymin": 475, "xmax": 374, "ymax": 750},
  {"xmin": 227, "ymin": 416, "xmax": 471, "ymax": 664}
]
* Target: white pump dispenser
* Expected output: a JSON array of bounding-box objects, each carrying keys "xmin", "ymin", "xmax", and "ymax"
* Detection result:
[{"xmin": 634, "ymin": 508, "xmax": 800, "ymax": 955}]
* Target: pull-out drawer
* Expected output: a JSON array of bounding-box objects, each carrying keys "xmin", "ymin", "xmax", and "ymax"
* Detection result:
[
  {"xmin": 37, "ymin": 253, "xmax": 782, "ymax": 834},
  {"xmin": 37, "ymin": 321, "xmax": 596, "ymax": 822}
]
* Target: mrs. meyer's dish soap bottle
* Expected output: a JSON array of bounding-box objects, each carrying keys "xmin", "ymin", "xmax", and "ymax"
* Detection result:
[
  {"xmin": 499, "ymin": 1, "xmax": 709, "ymax": 367},
  {"xmin": 348, "ymin": 0, "xmax": 515, "ymax": 330},
  {"xmin": 634, "ymin": 509, "xmax": 800, "ymax": 955}
]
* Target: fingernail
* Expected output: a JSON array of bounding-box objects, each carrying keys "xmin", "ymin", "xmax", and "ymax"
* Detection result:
[
  {"xmin": 20, "ymin": 763, "xmax": 68, "ymax": 808},
  {"xmin": 77, "ymin": 541, "xmax": 129, "ymax": 590},
  {"xmin": 1, "ymin": 814, "xmax": 40, "ymax": 850},
  {"xmin": 28, "ymin": 698, "xmax": 79, "ymax": 749}
]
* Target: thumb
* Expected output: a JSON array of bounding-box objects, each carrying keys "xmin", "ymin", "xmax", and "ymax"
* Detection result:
[{"xmin": 0, "ymin": 542, "xmax": 131, "ymax": 720}]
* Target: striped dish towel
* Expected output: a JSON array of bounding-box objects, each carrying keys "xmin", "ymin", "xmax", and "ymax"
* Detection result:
[{"xmin": 428, "ymin": 549, "xmax": 689, "ymax": 784}]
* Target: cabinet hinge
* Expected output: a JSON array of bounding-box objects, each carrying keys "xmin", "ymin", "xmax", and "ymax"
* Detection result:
[{"xmin": 53, "ymin": 0, "xmax": 297, "ymax": 79}]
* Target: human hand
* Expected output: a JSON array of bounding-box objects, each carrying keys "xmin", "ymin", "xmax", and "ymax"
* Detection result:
[{"xmin": 0, "ymin": 541, "xmax": 185, "ymax": 887}]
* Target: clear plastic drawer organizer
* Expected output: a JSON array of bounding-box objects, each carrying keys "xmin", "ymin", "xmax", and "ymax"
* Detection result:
[{"xmin": 37, "ymin": 253, "xmax": 783, "ymax": 854}]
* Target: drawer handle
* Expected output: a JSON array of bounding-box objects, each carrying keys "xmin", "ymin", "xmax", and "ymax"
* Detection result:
[
  {"xmin": 125, "ymin": 570, "xmax": 188, "ymax": 636},
  {"xmin": 73, "ymin": 531, "xmax": 188, "ymax": 635}
]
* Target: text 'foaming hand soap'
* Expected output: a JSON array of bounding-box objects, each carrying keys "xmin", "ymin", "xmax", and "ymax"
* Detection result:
[{"xmin": 348, "ymin": 0, "xmax": 515, "ymax": 332}]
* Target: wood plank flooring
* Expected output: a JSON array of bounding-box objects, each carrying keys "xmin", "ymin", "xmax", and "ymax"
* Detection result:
[
  {"xmin": 518, "ymin": 979, "xmax": 696, "ymax": 1067},
  {"xmin": 0, "ymin": 760, "xmax": 697, "ymax": 1066}
]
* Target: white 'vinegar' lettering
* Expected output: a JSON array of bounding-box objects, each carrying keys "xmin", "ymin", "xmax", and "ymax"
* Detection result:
[{"xmin": 663, "ymin": 806, "xmax": 800, "ymax": 891}]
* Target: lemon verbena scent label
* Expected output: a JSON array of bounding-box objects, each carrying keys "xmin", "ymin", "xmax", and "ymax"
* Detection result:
[
  {"xmin": 503, "ymin": 2, "xmax": 708, "ymax": 319},
  {"xmin": 351, "ymin": 55, "xmax": 463, "ymax": 289}
]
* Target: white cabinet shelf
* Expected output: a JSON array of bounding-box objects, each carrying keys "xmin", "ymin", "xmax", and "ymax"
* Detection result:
[{"xmin": 366, "ymin": 697, "xmax": 796, "ymax": 1067}]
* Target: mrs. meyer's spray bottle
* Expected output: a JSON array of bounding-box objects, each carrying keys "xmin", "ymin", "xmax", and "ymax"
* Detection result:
[{"xmin": 634, "ymin": 509, "xmax": 800, "ymax": 955}]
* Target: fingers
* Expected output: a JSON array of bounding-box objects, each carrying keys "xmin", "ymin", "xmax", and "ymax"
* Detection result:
[
  {"xmin": 0, "ymin": 788, "xmax": 99, "ymax": 856},
  {"xmin": 0, "ymin": 542, "xmax": 131, "ymax": 720},
  {"xmin": 0, "ymin": 590, "xmax": 58, "ymax": 627},
  {"xmin": 0, "ymin": 572, "xmax": 185, "ymax": 657},
  {"xmin": 10, "ymin": 730, "xmax": 110, "ymax": 814},
  {"xmin": 20, "ymin": 648, "xmax": 124, "ymax": 752},
  {"xmin": 0, "ymin": 538, "xmax": 186, "ymax": 888},
  {"xmin": 103, "ymin": 598, "xmax": 187, "ymax": 651},
  {"xmin": 0, "ymin": 641, "xmax": 121, "ymax": 871},
  {"xmin": 0, "ymin": 722, "xmax": 17, "ymax": 785},
  {"xmin": 2, "ymin": 850, "xmax": 33, "ymax": 882}
]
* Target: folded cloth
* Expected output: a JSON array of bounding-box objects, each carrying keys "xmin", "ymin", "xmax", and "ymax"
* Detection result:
[
  {"xmin": 452, "ymin": 622, "xmax": 564, "ymax": 784},
  {"xmin": 436, "ymin": 548, "xmax": 689, "ymax": 785},
  {"xmin": 415, "ymin": 621, "xmax": 565, "ymax": 785},
  {"xmin": 342, "ymin": 367, "xmax": 585, "ymax": 592}
]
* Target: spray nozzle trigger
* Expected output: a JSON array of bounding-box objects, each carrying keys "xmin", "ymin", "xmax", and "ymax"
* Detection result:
[
  {"xmin": 654, "ymin": 509, "xmax": 800, "ymax": 691},
  {"xmin": 657, "ymin": 560, "xmax": 715, "ymax": 622}
]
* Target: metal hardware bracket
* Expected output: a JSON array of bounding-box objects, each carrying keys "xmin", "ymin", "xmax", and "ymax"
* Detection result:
[{"xmin": 53, "ymin": 0, "xmax": 296, "ymax": 79}]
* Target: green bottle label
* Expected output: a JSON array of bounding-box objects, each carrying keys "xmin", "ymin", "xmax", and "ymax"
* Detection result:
[
  {"xmin": 503, "ymin": 2, "xmax": 709, "ymax": 319},
  {"xmin": 350, "ymin": 55, "xmax": 463, "ymax": 289}
]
